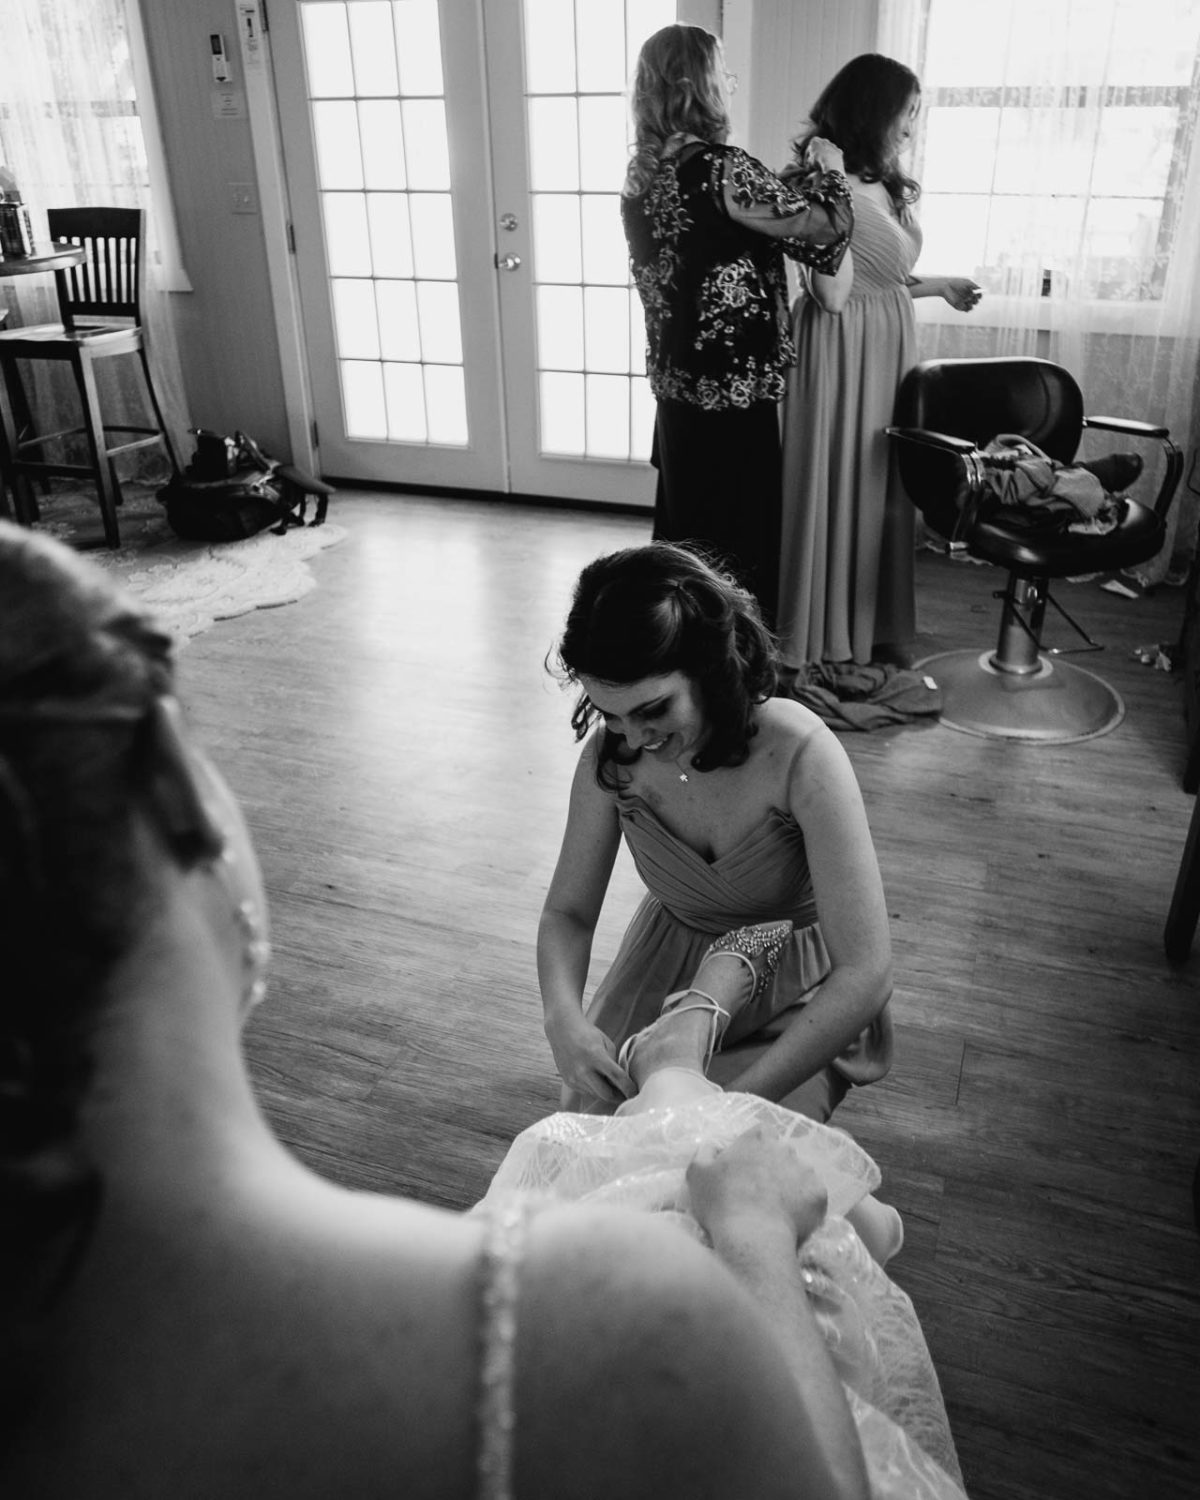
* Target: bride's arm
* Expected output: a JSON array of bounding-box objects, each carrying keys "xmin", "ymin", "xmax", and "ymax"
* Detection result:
[{"xmin": 687, "ymin": 1132, "xmax": 872, "ymax": 1500}]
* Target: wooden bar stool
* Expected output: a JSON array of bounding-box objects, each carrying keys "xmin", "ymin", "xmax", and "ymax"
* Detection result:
[{"xmin": 0, "ymin": 207, "xmax": 178, "ymax": 547}]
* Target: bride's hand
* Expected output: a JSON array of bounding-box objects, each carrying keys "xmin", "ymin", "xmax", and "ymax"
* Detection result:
[
  {"xmin": 544, "ymin": 1006, "xmax": 634, "ymax": 1105},
  {"xmin": 687, "ymin": 1127, "xmax": 828, "ymax": 1247}
]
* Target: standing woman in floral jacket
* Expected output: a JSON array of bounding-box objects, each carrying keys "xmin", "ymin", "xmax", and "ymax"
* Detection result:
[{"xmin": 622, "ymin": 23, "xmax": 853, "ymax": 626}]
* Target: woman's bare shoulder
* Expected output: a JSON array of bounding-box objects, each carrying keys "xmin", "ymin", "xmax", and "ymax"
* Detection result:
[
  {"xmin": 512, "ymin": 1204, "xmax": 814, "ymax": 1499},
  {"xmin": 755, "ymin": 695, "xmax": 829, "ymax": 752}
]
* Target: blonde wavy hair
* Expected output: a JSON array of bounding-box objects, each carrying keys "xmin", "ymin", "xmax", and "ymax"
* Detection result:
[{"xmin": 623, "ymin": 24, "xmax": 731, "ymax": 198}]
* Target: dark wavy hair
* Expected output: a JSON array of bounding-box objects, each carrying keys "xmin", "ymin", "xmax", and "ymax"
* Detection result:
[
  {"xmin": 623, "ymin": 23, "xmax": 731, "ymax": 197},
  {"xmin": 0, "ymin": 524, "xmax": 175, "ymax": 1318},
  {"xmin": 552, "ymin": 543, "xmax": 779, "ymax": 788},
  {"xmin": 791, "ymin": 53, "xmax": 921, "ymax": 215}
]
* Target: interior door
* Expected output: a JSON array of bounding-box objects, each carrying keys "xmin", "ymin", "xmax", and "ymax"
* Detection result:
[{"xmin": 270, "ymin": 0, "xmax": 713, "ymax": 502}]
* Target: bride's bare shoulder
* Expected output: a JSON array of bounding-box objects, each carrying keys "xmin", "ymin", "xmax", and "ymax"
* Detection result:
[{"xmin": 513, "ymin": 1205, "xmax": 813, "ymax": 1499}]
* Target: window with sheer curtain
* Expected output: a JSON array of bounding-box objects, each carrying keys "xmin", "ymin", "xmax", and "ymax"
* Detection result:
[
  {"xmin": 0, "ymin": 0, "xmax": 189, "ymax": 455},
  {"xmin": 881, "ymin": 0, "xmax": 1200, "ymax": 578}
]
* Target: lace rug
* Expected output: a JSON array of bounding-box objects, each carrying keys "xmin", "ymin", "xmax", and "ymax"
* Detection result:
[{"xmin": 31, "ymin": 488, "xmax": 347, "ymax": 642}]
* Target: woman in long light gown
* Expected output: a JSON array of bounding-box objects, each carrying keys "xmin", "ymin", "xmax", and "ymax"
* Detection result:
[
  {"xmin": 777, "ymin": 54, "xmax": 981, "ymax": 668},
  {"xmin": 487, "ymin": 920, "xmax": 968, "ymax": 1498}
]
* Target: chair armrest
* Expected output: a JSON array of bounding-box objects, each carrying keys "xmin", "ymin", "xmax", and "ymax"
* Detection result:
[
  {"xmin": 1084, "ymin": 415, "xmax": 1170, "ymax": 439},
  {"xmin": 885, "ymin": 426, "xmax": 978, "ymax": 455},
  {"xmin": 1083, "ymin": 418, "xmax": 1184, "ymax": 519}
]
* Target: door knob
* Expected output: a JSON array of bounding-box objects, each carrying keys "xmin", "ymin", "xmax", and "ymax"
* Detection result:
[{"xmin": 495, "ymin": 252, "xmax": 522, "ymax": 271}]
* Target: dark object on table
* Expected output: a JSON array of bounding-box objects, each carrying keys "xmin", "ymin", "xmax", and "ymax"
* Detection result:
[
  {"xmin": 0, "ymin": 206, "xmax": 177, "ymax": 548},
  {"xmin": 158, "ymin": 428, "xmax": 333, "ymax": 542},
  {"xmin": 887, "ymin": 357, "xmax": 1183, "ymax": 743}
]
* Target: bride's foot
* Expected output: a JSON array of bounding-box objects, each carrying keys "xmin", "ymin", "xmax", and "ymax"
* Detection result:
[
  {"xmin": 846, "ymin": 1195, "xmax": 905, "ymax": 1266},
  {"xmin": 618, "ymin": 920, "xmax": 793, "ymax": 1089}
]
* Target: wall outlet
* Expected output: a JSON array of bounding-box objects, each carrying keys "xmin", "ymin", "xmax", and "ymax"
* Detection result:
[{"xmin": 229, "ymin": 181, "xmax": 258, "ymax": 214}]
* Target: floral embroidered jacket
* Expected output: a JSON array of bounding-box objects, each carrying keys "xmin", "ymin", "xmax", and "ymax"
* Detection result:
[{"xmin": 622, "ymin": 143, "xmax": 853, "ymax": 410}]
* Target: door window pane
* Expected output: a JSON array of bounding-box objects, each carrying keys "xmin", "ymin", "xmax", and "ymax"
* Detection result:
[
  {"xmin": 348, "ymin": 2, "xmax": 399, "ymax": 95},
  {"xmin": 332, "ymin": 278, "xmax": 382, "ymax": 359},
  {"xmin": 342, "ymin": 360, "xmax": 388, "ymax": 437},
  {"xmin": 384, "ymin": 362, "xmax": 428, "ymax": 440},
  {"xmin": 301, "ymin": 4, "xmax": 355, "ymax": 96},
  {"xmin": 376, "ymin": 279, "xmax": 421, "ymax": 360},
  {"xmin": 584, "ymin": 286, "xmax": 629, "ymax": 372},
  {"xmin": 402, "ymin": 100, "xmax": 451, "ymax": 189},
  {"xmin": 409, "ymin": 193, "xmax": 456, "ymax": 278},
  {"xmin": 524, "ymin": 0, "xmax": 576, "ymax": 91},
  {"xmin": 367, "ymin": 194, "xmax": 415, "ymax": 277},
  {"xmin": 581, "ymin": 194, "xmax": 629, "ymax": 285},
  {"xmin": 585, "ymin": 373, "xmax": 630, "ymax": 458},
  {"xmin": 529, "ymin": 99, "xmax": 580, "ymax": 191},
  {"xmin": 323, "ymin": 194, "xmax": 372, "ymax": 277},
  {"xmin": 532, "ymin": 194, "xmax": 582, "ymax": 282},
  {"xmin": 312, "ymin": 101, "xmax": 364, "ymax": 190},
  {"xmin": 359, "ymin": 100, "xmax": 406, "ymax": 189},
  {"xmin": 540, "ymin": 372, "xmax": 585, "ymax": 454},
  {"xmin": 394, "ymin": 0, "xmax": 445, "ymax": 95},
  {"xmin": 417, "ymin": 280, "xmax": 464, "ymax": 363},
  {"xmin": 424, "ymin": 364, "xmax": 468, "ymax": 444},
  {"xmin": 579, "ymin": 96, "xmax": 628, "ymax": 193},
  {"xmin": 537, "ymin": 285, "xmax": 584, "ymax": 369},
  {"xmin": 576, "ymin": 0, "xmax": 628, "ymax": 94}
]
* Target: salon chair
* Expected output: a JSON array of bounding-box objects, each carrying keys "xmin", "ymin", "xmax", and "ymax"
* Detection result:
[
  {"xmin": 0, "ymin": 207, "xmax": 178, "ymax": 548},
  {"xmin": 888, "ymin": 356, "xmax": 1183, "ymax": 742}
]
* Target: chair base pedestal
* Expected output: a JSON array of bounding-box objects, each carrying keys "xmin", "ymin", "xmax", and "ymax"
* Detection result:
[{"xmin": 916, "ymin": 649, "xmax": 1125, "ymax": 743}]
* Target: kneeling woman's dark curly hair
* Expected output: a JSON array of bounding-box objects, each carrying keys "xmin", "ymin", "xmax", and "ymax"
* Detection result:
[{"xmin": 552, "ymin": 543, "xmax": 779, "ymax": 788}]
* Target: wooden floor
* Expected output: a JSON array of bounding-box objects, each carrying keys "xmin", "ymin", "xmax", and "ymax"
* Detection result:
[{"xmin": 176, "ymin": 491, "xmax": 1200, "ymax": 1500}]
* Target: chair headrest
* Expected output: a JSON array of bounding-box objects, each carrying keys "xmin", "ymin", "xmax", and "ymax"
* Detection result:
[{"xmin": 896, "ymin": 358, "xmax": 1084, "ymax": 465}]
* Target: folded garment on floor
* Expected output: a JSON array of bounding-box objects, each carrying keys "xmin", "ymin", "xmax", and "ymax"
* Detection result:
[{"xmin": 781, "ymin": 662, "xmax": 944, "ymax": 731}]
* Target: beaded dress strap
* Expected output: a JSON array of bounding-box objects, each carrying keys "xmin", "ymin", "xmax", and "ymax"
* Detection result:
[{"xmin": 476, "ymin": 1197, "xmax": 534, "ymax": 1500}]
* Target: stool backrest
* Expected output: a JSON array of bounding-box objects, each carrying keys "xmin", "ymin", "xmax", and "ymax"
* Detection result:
[{"xmin": 46, "ymin": 207, "xmax": 145, "ymax": 325}]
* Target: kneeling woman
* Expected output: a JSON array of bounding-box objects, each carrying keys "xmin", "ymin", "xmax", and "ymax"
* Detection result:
[{"xmin": 539, "ymin": 542, "xmax": 894, "ymax": 1115}]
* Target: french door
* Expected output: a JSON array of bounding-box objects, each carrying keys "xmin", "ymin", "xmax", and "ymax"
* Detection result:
[{"xmin": 269, "ymin": 0, "xmax": 715, "ymax": 502}]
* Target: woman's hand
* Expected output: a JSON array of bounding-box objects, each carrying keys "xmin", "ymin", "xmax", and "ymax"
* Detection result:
[
  {"xmin": 687, "ymin": 1127, "xmax": 828, "ymax": 1247},
  {"xmin": 544, "ymin": 1005, "xmax": 634, "ymax": 1105},
  {"xmin": 805, "ymin": 136, "xmax": 845, "ymax": 176},
  {"xmin": 941, "ymin": 276, "xmax": 982, "ymax": 311}
]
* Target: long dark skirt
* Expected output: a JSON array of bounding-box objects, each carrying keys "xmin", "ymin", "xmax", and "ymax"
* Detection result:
[{"xmin": 652, "ymin": 398, "xmax": 782, "ymax": 626}]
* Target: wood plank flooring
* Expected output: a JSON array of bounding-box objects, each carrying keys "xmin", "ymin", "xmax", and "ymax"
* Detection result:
[{"xmin": 175, "ymin": 492, "xmax": 1200, "ymax": 1500}]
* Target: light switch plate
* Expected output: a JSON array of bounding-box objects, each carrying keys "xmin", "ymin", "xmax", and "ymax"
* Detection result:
[{"xmin": 229, "ymin": 181, "xmax": 258, "ymax": 214}]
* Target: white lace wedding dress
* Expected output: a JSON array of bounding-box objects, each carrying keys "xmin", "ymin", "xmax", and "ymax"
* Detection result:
[{"xmin": 476, "ymin": 1092, "xmax": 967, "ymax": 1499}]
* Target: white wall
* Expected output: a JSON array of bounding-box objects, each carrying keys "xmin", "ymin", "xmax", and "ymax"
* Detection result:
[{"xmin": 141, "ymin": 0, "xmax": 290, "ymax": 455}]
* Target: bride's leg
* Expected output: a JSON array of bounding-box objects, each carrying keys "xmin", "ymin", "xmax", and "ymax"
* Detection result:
[{"xmin": 616, "ymin": 947, "xmax": 762, "ymax": 1116}]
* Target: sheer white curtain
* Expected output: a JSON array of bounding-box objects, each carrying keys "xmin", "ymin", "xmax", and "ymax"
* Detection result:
[
  {"xmin": 880, "ymin": 0, "xmax": 1200, "ymax": 582},
  {"xmin": 0, "ymin": 0, "xmax": 190, "ymax": 474}
]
